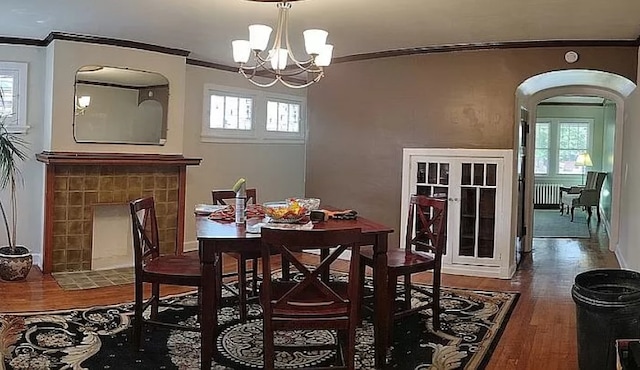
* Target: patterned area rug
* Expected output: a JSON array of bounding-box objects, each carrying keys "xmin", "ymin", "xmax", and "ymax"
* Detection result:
[{"xmin": 0, "ymin": 277, "xmax": 518, "ymax": 369}]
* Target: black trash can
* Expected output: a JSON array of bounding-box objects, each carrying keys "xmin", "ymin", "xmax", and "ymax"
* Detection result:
[{"xmin": 572, "ymin": 269, "xmax": 640, "ymax": 370}]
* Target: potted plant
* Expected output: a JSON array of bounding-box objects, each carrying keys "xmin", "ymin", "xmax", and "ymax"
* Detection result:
[{"xmin": 0, "ymin": 102, "xmax": 31, "ymax": 281}]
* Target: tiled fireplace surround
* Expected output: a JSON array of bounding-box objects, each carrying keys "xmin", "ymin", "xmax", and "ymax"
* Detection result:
[{"xmin": 37, "ymin": 152, "xmax": 201, "ymax": 273}]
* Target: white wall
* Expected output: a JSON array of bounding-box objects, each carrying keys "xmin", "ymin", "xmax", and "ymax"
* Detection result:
[
  {"xmin": 617, "ymin": 49, "xmax": 640, "ymax": 270},
  {"xmin": 182, "ymin": 65, "xmax": 307, "ymax": 250},
  {"xmin": 0, "ymin": 45, "xmax": 47, "ymax": 267}
]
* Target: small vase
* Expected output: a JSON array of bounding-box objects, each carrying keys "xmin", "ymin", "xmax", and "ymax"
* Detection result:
[{"xmin": 0, "ymin": 245, "xmax": 33, "ymax": 281}]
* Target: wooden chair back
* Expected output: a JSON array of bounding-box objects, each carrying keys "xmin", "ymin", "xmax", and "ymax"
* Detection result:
[
  {"xmin": 406, "ymin": 195, "xmax": 447, "ymax": 257},
  {"xmin": 130, "ymin": 197, "xmax": 162, "ymax": 270},
  {"xmin": 212, "ymin": 188, "xmax": 257, "ymax": 205},
  {"xmin": 260, "ymin": 227, "xmax": 362, "ymax": 369}
]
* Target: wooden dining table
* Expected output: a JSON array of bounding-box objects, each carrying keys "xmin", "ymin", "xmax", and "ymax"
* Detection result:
[{"xmin": 196, "ymin": 213, "xmax": 393, "ymax": 369}]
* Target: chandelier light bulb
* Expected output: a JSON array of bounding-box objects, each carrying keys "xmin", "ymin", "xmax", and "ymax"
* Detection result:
[
  {"xmin": 303, "ymin": 29, "xmax": 328, "ymax": 55},
  {"xmin": 232, "ymin": 40, "xmax": 251, "ymax": 63},
  {"xmin": 270, "ymin": 48, "xmax": 288, "ymax": 70},
  {"xmin": 248, "ymin": 24, "xmax": 272, "ymax": 51},
  {"xmin": 315, "ymin": 44, "xmax": 333, "ymax": 67},
  {"xmin": 77, "ymin": 95, "xmax": 91, "ymax": 108}
]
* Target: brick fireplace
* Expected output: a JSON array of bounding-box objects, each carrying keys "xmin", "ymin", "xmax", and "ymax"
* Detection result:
[{"xmin": 36, "ymin": 152, "xmax": 201, "ymax": 273}]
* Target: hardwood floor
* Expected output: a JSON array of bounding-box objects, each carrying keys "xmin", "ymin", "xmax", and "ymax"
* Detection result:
[{"xmin": 0, "ymin": 218, "xmax": 618, "ymax": 369}]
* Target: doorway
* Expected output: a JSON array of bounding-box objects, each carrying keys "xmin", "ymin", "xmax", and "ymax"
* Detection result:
[
  {"xmin": 531, "ymin": 95, "xmax": 615, "ymax": 239},
  {"xmin": 515, "ymin": 69, "xmax": 636, "ymax": 255}
]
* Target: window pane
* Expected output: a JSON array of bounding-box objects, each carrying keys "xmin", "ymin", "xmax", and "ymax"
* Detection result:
[
  {"xmin": 535, "ymin": 122, "xmax": 550, "ymax": 175},
  {"xmin": 266, "ymin": 101, "xmax": 278, "ymax": 131},
  {"xmin": 0, "ymin": 72, "xmax": 16, "ymax": 118},
  {"xmin": 558, "ymin": 122, "xmax": 589, "ymax": 174},
  {"xmin": 238, "ymin": 98, "xmax": 252, "ymax": 130},
  {"xmin": 209, "ymin": 95, "xmax": 225, "ymax": 128},
  {"xmin": 267, "ymin": 100, "xmax": 301, "ymax": 133},
  {"xmin": 224, "ymin": 96, "xmax": 238, "ymax": 129}
]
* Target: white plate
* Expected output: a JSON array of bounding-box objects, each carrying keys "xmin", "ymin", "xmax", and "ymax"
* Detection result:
[{"xmin": 194, "ymin": 204, "xmax": 227, "ymax": 215}]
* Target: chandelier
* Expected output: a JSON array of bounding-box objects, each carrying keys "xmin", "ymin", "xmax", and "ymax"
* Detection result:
[{"xmin": 231, "ymin": 1, "xmax": 333, "ymax": 89}]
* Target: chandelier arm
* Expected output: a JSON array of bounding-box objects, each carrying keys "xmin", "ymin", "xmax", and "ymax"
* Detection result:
[
  {"xmin": 278, "ymin": 73, "xmax": 323, "ymax": 89},
  {"xmin": 239, "ymin": 69, "xmax": 281, "ymax": 88}
]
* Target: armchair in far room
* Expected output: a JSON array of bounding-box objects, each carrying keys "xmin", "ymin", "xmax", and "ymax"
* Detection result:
[
  {"xmin": 561, "ymin": 172, "xmax": 607, "ymax": 222},
  {"xmin": 559, "ymin": 171, "xmax": 596, "ymax": 215}
]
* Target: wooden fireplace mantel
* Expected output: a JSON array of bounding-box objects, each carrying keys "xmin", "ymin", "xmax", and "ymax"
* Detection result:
[
  {"xmin": 36, "ymin": 151, "xmax": 202, "ymax": 166},
  {"xmin": 37, "ymin": 151, "xmax": 202, "ymax": 273}
]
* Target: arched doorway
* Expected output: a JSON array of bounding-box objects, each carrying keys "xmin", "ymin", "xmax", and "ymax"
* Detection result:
[{"xmin": 514, "ymin": 70, "xmax": 636, "ymax": 255}]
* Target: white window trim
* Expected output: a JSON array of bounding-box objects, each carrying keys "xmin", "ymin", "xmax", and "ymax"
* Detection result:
[
  {"xmin": 201, "ymin": 84, "xmax": 306, "ymax": 144},
  {"xmin": 0, "ymin": 61, "xmax": 29, "ymax": 134},
  {"xmin": 534, "ymin": 121, "xmax": 550, "ymax": 175}
]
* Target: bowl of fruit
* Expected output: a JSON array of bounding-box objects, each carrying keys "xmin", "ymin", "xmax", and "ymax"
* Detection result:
[{"xmin": 263, "ymin": 200, "xmax": 308, "ymax": 223}]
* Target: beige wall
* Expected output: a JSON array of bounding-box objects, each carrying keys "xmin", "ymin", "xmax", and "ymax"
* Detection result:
[
  {"xmin": 306, "ymin": 46, "xmax": 637, "ymax": 243},
  {"xmin": 44, "ymin": 40, "xmax": 186, "ymax": 153},
  {"xmin": 181, "ymin": 65, "xmax": 307, "ymax": 250}
]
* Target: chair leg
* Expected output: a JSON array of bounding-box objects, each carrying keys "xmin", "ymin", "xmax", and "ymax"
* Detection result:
[
  {"xmin": 432, "ymin": 268, "xmax": 442, "ymax": 331},
  {"xmin": 263, "ymin": 318, "xmax": 275, "ymax": 370},
  {"xmin": 570, "ymin": 206, "xmax": 575, "ymax": 222},
  {"xmin": 251, "ymin": 258, "xmax": 259, "ymax": 296},
  {"xmin": 238, "ymin": 257, "xmax": 247, "ymax": 322},
  {"xmin": 151, "ymin": 283, "xmax": 159, "ymax": 319},
  {"xmin": 357, "ymin": 258, "xmax": 366, "ymax": 323},
  {"xmin": 347, "ymin": 313, "xmax": 357, "ymax": 369},
  {"xmin": 215, "ymin": 252, "xmax": 223, "ymax": 307},
  {"xmin": 133, "ymin": 280, "xmax": 144, "ymax": 350},
  {"xmin": 403, "ymin": 273, "xmax": 411, "ymax": 311},
  {"xmin": 387, "ymin": 273, "xmax": 397, "ymax": 342},
  {"xmin": 586, "ymin": 206, "xmax": 592, "ymax": 222},
  {"xmin": 597, "ymin": 207, "xmax": 602, "ymax": 223}
]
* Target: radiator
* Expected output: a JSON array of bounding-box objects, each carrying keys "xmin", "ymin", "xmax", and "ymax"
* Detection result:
[{"xmin": 534, "ymin": 183, "xmax": 561, "ymax": 205}]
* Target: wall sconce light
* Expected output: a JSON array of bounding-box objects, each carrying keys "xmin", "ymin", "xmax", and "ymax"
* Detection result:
[{"xmin": 75, "ymin": 95, "xmax": 91, "ymax": 115}]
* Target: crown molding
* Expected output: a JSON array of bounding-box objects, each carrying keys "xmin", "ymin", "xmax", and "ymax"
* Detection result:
[
  {"xmin": 334, "ymin": 39, "xmax": 640, "ymax": 64},
  {"xmin": 43, "ymin": 32, "xmax": 190, "ymax": 57}
]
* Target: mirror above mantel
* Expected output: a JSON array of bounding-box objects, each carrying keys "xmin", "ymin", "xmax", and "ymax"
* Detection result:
[{"xmin": 73, "ymin": 66, "xmax": 169, "ymax": 145}]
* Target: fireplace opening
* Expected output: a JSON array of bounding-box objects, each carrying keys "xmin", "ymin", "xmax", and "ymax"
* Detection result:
[{"xmin": 91, "ymin": 204, "xmax": 133, "ymax": 270}]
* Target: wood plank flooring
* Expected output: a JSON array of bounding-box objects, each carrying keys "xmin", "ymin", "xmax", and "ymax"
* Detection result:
[{"xmin": 0, "ymin": 219, "xmax": 618, "ymax": 369}]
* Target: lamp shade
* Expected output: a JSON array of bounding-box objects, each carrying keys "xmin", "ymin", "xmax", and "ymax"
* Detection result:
[
  {"xmin": 232, "ymin": 40, "xmax": 251, "ymax": 63},
  {"xmin": 575, "ymin": 152, "xmax": 593, "ymax": 167},
  {"xmin": 248, "ymin": 24, "xmax": 272, "ymax": 51},
  {"xmin": 269, "ymin": 48, "xmax": 288, "ymax": 70},
  {"xmin": 303, "ymin": 29, "xmax": 328, "ymax": 55},
  {"xmin": 77, "ymin": 95, "xmax": 91, "ymax": 108},
  {"xmin": 315, "ymin": 44, "xmax": 333, "ymax": 67}
]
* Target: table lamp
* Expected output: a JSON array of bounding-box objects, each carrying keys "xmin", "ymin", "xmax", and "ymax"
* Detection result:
[{"xmin": 575, "ymin": 152, "xmax": 593, "ymax": 184}]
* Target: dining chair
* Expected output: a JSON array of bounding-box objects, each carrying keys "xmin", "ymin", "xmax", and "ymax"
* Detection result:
[
  {"xmin": 260, "ymin": 227, "xmax": 362, "ymax": 370},
  {"xmin": 212, "ymin": 188, "xmax": 258, "ymax": 322},
  {"xmin": 359, "ymin": 195, "xmax": 447, "ymax": 332},
  {"xmin": 129, "ymin": 196, "xmax": 202, "ymax": 349}
]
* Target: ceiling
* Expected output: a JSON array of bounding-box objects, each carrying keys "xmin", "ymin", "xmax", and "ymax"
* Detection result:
[{"xmin": 2, "ymin": 0, "xmax": 640, "ymax": 66}]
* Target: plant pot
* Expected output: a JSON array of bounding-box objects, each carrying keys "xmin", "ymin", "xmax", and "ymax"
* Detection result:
[{"xmin": 0, "ymin": 245, "xmax": 33, "ymax": 281}]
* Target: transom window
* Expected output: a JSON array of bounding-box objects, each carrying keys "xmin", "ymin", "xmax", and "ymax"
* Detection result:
[
  {"xmin": 267, "ymin": 100, "xmax": 300, "ymax": 133},
  {"xmin": 209, "ymin": 94, "xmax": 253, "ymax": 130},
  {"xmin": 202, "ymin": 84, "xmax": 305, "ymax": 143}
]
